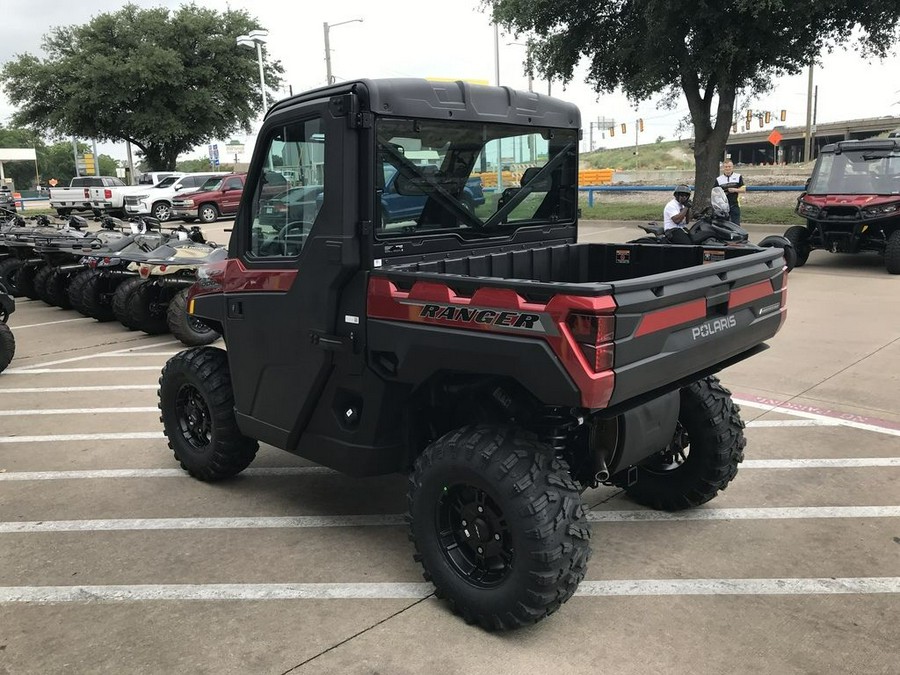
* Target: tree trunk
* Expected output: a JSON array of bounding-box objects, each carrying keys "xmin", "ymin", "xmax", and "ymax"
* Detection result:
[
  {"xmin": 691, "ymin": 89, "xmax": 736, "ymax": 211},
  {"xmin": 141, "ymin": 143, "xmax": 182, "ymax": 171}
]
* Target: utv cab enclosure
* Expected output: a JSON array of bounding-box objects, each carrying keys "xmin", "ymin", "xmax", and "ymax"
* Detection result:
[
  {"xmin": 789, "ymin": 138, "xmax": 900, "ymax": 273},
  {"xmin": 159, "ymin": 78, "xmax": 787, "ymax": 630}
]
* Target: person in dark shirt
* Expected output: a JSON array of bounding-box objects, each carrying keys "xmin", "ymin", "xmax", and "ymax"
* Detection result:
[{"xmin": 715, "ymin": 160, "xmax": 745, "ymax": 224}]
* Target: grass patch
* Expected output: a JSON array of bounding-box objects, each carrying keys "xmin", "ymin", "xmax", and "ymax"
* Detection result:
[
  {"xmin": 583, "ymin": 140, "xmax": 695, "ymax": 171},
  {"xmin": 581, "ymin": 202, "xmax": 805, "ymax": 226}
]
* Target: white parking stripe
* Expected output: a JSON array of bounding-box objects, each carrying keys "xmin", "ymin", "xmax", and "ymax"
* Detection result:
[
  {"xmin": 0, "ymin": 432, "xmax": 164, "ymax": 444},
  {"xmin": 95, "ymin": 352, "xmax": 181, "ymax": 358},
  {"xmin": 745, "ymin": 420, "xmax": 838, "ymax": 427},
  {"xmin": 2, "ymin": 506, "xmax": 897, "ymax": 533},
  {"xmin": 0, "ymin": 385, "xmax": 158, "ymax": 394},
  {"xmin": 13, "ymin": 339, "xmax": 178, "ymax": 370},
  {"xmin": 0, "ymin": 407, "xmax": 157, "ymax": 416},
  {"xmin": 11, "ymin": 318, "xmax": 93, "ymax": 330},
  {"xmin": 1, "ymin": 459, "xmax": 897, "ymax": 481},
  {"xmin": 735, "ymin": 398, "xmax": 900, "ymax": 437},
  {"xmin": 0, "ymin": 467, "xmax": 333, "ymax": 481},
  {"xmin": 2, "ymin": 367, "xmax": 162, "ymax": 374},
  {"xmin": 1, "ymin": 577, "xmax": 898, "ymax": 603}
]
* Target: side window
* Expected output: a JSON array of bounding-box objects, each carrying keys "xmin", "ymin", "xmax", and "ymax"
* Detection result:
[
  {"xmin": 224, "ymin": 177, "xmax": 243, "ymax": 191},
  {"xmin": 249, "ymin": 117, "xmax": 325, "ymax": 258}
]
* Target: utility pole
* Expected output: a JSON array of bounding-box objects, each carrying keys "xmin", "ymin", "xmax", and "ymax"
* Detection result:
[
  {"xmin": 323, "ymin": 23, "xmax": 332, "ymax": 84},
  {"xmin": 804, "ymin": 59, "xmax": 814, "ymax": 162},
  {"xmin": 72, "ymin": 137, "xmax": 80, "ymax": 177}
]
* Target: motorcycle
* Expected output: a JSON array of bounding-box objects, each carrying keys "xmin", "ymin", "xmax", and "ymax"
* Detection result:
[{"xmin": 631, "ymin": 187, "xmax": 798, "ymax": 271}]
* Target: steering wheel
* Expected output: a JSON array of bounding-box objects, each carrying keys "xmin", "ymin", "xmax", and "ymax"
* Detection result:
[{"xmin": 275, "ymin": 220, "xmax": 313, "ymax": 241}]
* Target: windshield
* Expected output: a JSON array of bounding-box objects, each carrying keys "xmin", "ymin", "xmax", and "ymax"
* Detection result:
[
  {"xmin": 375, "ymin": 118, "xmax": 578, "ymax": 239},
  {"xmin": 199, "ymin": 177, "xmax": 223, "ymax": 191},
  {"xmin": 808, "ymin": 150, "xmax": 900, "ymax": 195},
  {"xmin": 154, "ymin": 177, "xmax": 179, "ymax": 189}
]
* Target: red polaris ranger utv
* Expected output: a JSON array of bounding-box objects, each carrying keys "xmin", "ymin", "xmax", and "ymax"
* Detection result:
[
  {"xmin": 788, "ymin": 138, "xmax": 900, "ymax": 273},
  {"xmin": 159, "ymin": 79, "xmax": 787, "ymax": 630}
]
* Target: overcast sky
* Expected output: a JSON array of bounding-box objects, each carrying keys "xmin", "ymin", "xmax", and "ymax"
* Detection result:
[{"xmin": 2, "ymin": 0, "xmax": 899, "ymax": 163}]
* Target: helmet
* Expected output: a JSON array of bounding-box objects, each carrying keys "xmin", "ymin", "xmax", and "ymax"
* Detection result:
[{"xmin": 674, "ymin": 184, "xmax": 691, "ymax": 196}]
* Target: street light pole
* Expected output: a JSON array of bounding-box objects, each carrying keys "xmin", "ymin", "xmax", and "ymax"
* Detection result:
[
  {"xmin": 236, "ymin": 29, "xmax": 270, "ymax": 111},
  {"xmin": 323, "ymin": 19, "xmax": 363, "ymax": 85}
]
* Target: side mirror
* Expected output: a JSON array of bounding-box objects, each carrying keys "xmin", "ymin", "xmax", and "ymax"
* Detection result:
[
  {"xmin": 804, "ymin": 177, "xmax": 811, "ymax": 190},
  {"xmin": 174, "ymin": 185, "xmax": 182, "ymax": 191}
]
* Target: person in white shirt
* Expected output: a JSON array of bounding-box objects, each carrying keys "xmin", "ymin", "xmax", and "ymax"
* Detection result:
[
  {"xmin": 662, "ymin": 185, "xmax": 692, "ymax": 244},
  {"xmin": 716, "ymin": 160, "xmax": 746, "ymax": 224}
]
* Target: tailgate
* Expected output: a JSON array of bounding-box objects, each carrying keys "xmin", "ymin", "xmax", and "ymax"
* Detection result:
[{"xmin": 607, "ymin": 247, "xmax": 786, "ymax": 407}]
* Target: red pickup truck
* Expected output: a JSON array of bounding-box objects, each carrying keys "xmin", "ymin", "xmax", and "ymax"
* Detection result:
[{"xmin": 169, "ymin": 174, "xmax": 247, "ymax": 223}]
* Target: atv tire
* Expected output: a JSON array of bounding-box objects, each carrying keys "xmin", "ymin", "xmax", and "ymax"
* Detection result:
[
  {"xmin": 33, "ymin": 265, "xmax": 56, "ymax": 306},
  {"xmin": 168, "ymin": 288, "xmax": 220, "ymax": 346},
  {"xmin": 885, "ymin": 230, "xmax": 900, "ymax": 274},
  {"xmin": 80, "ymin": 271, "xmax": 120, "ymax": 322},
  {"xmin": 44, "ymin": 268, "xmax": 73, "ymax": 309},
  {"xmin": 158, "ymin": 346, "xmax": 258, "ymax": 480},
  {"xmin": 758, "ymin": 235, "xmax": 798, "ymax": 273},
  {"xmin": 616, "ymin": 376, "xmax": 745, "ymax": 511},
  {"xmin": 0, "ymin": 258, "xmax": 24, "ymax": 297},
  {"xmin": 16, "ymin": 264, "xmax": 41, "ymax": 300},
  {"xmin": 112, "ymin": 277, "xmax": 147, "ymax": 329},
  {"xmin": 0, "ymin": 322, "xmax": 14, "ymax": 373},
  {"xmin": 124, "ymin": 280, "xmax": 170, "ymax": 335},
  {"xmin": 67, "ymin": 269, "xmax": 96, "ymax": 316},
  {"xmin": 783, "ymin": 226, "xmax": 810, "ymax": 268},
  {"xmin": 408, "ymin": 425, "xmax": 591, "ymax": 631}
]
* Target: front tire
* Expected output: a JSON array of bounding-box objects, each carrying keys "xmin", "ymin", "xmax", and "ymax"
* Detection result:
[
  {"xmin": 198, "ymin": 204, "xmax": 219, "ymax": 224},
  {"xmin": 408, "ymin": 426, "xmax": 591, "ymax": 630},
  {"xmin": 112, "ymin": 276, "xmax": 147, "ymax": 329},
  {"xmin": 81, "ymin": 271, "xmax": 118, "ymax": 322},
  {"xmin": 67, "ymin": 269, "xmax": 96, "ymax": 316},
  {"xmin": 0, "ymin": 258, "xmax": 23, "ymax": 297},
  {"xmin": 16, "ymin": 264, "xmax": 42, "ymax": 300},
  {"xmin": 167, "ymin": 288, "xmax": 220, "ymax": 346},
  {"xmin": 33, "ymin": 265, "xmax": 56, "ymax": 306},
  {"xmin": 885, "ymin": 230, "xmax": 900, "ymax": 274},
  {"xmin": 44, "ymin": 268, "xmax": 74, "ymax": 309},
  {"xmin": 158, "ymin": 347, "xmax": 258, "ymax": 480},
  {"xmin": 151, "ymin": 201, "xmax": 171, "ymax": 222},
  {"xmin": 0, "ymin": 322, "xmax": 14, "ymax": 373},
  {"xmin": 758, "ymin": 235, "xmax": 797, "ymax": 273},
  {"xmin": 783, "ymin": 226, "xmax": 810, "ymax": 267},
  {"xmin": 617, "ymin": 376, "xmax": 746, "ymax": 511},
  {"xmin": 124, "ymin": 281, "xmax": 170, "ymax": 335}
]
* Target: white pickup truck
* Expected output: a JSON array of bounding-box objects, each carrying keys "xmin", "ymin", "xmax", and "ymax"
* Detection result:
[
  {"xmin": 49, "ymin": 176, "xmax": 125, "ymax": 216},
  {"xmin": 120, "ymin": 172, "xmax": 226, "ymax": 221}
]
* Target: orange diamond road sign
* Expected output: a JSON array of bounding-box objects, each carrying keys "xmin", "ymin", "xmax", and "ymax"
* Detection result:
[{"xmin": 768, "ymin": 130, "xmax": 783, "ymax": 146}]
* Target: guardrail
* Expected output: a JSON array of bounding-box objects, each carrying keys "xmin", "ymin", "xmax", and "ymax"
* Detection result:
[{"xmin": 578, "ymin": 185, "xmax": 804, "ymax": 207}]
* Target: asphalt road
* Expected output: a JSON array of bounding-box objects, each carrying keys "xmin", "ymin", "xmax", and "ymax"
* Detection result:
[{"xmin": 0, "ymin": 219, "xmax": 898, "ymax": 674}]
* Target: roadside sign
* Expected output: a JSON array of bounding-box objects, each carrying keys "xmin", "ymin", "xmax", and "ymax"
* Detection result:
[
  {"xmin": 768, "ymin": 130, "xmax": 783, "ymax": 146},
  {"xmin": 209, "ymin": 143, "xmax": 220, "ymax": 168}
]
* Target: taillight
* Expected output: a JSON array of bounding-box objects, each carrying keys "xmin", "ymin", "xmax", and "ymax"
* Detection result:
[
  {"xmin": 104, "ymin": 189, "xmax": 112, "ymax": 199},
  {"xmin": 84, "ymin": 188, "xmax": 90, "ymax": 199},
  {"xmin": 566, "ymin": 312, "xmax": 616, "ymax": 372}
]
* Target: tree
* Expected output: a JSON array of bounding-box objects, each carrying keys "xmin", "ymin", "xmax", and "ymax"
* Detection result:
[
  {"xmin": 490, "ymin": 1, "xmax": 900, "ymax": 203},
  {"xmin": 1, "ymin": 3, "xmax": 282, "ymax": 171},
  {"xmin": 176, "ymin": 158, "xmax": 214, "ymax": 173}
]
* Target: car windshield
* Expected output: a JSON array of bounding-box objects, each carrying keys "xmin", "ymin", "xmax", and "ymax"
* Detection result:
[
  {"xmin": 807, "ymin": 149, "xmax": 900, "ymax": 195},
  {"xmin": 153, "ymin": 177, "xmax": 180, "ymax": 189},
  {"xmin": 375, "ymin": 118, "xmax": 578, "ymax": 239},
  {"xmin": 199, "ymin": 178, "xmax": 223, "ymax": 191}
]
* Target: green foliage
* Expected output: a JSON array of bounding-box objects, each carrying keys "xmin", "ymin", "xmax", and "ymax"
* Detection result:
[
  {"xmin": 1, "ymin": 3, "xmax": 282, "ymax": 171},
  {"xmin": 585, "ymin": 140, "xmax": 694, "ymax": 170},
  {"xmin": 490, "ymin": 1, "xmax": 900, "ymax": 203},
  {"xmin": 176, "ymin": 158, "xmax": 215, "ymax": 173}
]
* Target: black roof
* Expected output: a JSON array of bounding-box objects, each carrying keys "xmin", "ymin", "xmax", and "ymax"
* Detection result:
[
  {"xmin": 266, "ymin": 78, "xmax": 581, "ymax": 129},
  {"xmin": 820, "ymin": 138, "xmax": 900, "ymax": 154}
]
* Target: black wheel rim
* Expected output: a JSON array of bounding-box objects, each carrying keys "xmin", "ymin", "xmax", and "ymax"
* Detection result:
[
  {"xmin": 643, "ymin": 422, "xmax": 691, "ymax": 474},
  {"xmin": 174, "ymin": 383, "xmax": 212, "ymax": 449},
  {"xmin": 188, "ymin": 314, "xmax": 212, "ymax": 334},
  {"xmin": 437, "ymin": 483, "xmax": 513, "ymax": 588}
]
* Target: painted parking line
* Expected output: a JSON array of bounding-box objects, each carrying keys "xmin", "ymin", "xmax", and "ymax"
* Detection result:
[
  {"xmin": 0, "ymin": 407, "xmax": 157, "ymax": 416},
  {"xmin": 0, "ymin": 385, "xmax": 158, "ymax": 394},
  {"xmin": 11, "ymin": 318, "xmax": 94, "ymax": 330},
  {"xmin": 2, "ymin": 367, "xmax": 163, "ymax": 374},
  {"xmin": 3, "ymin": 506, "xmax": 898, "ymax": 533},
  {"xmin": 1, "ymin": 577, "xmax": 898, "ymax": 604},
  {"xmin": 1, "ymin": 459, "xmax": 897, "ymax": 482},
  {"xmin": 735, "ymin": 396, "xmax": 900, "ymax": 436},
  {"xmin": 0, "ymin": 432, "xmax": 164, "ymax": 444},
  {"xmin": 12, "ymin": 339, "xmax": 179, "ymax": 370},
  {"xmin": 745, "ymin": 420, "xmax": 838, "ymax": 428}
]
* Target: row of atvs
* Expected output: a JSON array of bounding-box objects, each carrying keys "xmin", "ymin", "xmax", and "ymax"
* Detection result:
[{"xmin": 0, "ymin": 210, "xmax": 225, "ymax": 363}]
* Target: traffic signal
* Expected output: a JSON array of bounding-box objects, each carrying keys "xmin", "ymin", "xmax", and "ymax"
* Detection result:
[
  {"xmin": 609, "ymin": 127, "xmax": 615, "ymax": 137},
  {"xmin": 758, "ymin": 116, "xmax": 764, "ymax": 128},
  {"xmin": 732, "ymin": 121, "xmax": 738, "ymax": 133},
  {"xmin": 780, "ymin": 109, "xmax": 787, "ymax": 122},
  {"xmin": 621, "ymin": 123, "xmax": 627, "ymax": 134},
  {"xmin": 638, "ymin": 118, "xmax": 644, "ymax": 132},
  {"xmin": 746, "ymin": 109, "xmax": 752, "ymax": 125},
  {"xmin": 765, "ymin": 111, "xmax": 771, "ymax": 124}
]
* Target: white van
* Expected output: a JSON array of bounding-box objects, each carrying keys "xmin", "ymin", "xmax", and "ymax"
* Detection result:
[{"xmin": 122, "ymin": 172, "xmax": 229, "ymax": 221}]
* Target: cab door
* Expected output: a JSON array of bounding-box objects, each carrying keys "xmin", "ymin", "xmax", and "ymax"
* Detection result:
[
  {"xmin": 222, "ymin": 100, "xmax": 357, "ymax": 449},
  {"xmin": 220, "ymin": 176, "xmax": 244, "ymax": 215}
]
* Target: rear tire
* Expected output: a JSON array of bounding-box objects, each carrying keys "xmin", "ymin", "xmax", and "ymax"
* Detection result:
[
  {"xmin": 33, "ymin": 265, "xmax": 56, "ymax": 306},
  {"xmin": 885, "ymin": 230, "xmax": 900, "ymax": 274},
  {"xmin": 124, "ymin": 280, "xmax": 170, "ymax": 335},
  {"xmin": 616, "ymin": 376, "xmax": 746, "ymax": 511},
  {"xmin": 0, "ymin": 258, "xmax": 24, "ymax": 297},
  {"xmin": 783, "ymin": 226, "xmax": 810, "ymax": 267},
  {"xmin": 758, "ymin": 235, "xmax": 797, "ymax": 273},
  {"xmin": 168, "ymin": 288, "xmax": 220, "ymax": 346},
  {"xmin": 16, "ymin": 264, "xmax": 41, "ymax": 300},
  {"xmin": 408, "ymin": 425, "xmax": 590, "ymax": 630},
  {"xmin": 0, "ymin": 322, "xmax": 14, "ymax": 373},
  {"xmin": 67, "ymin": 269, "xmax": 96, "ymax": 315},
  {"xmin": 112, "ymin": 276, "xmax": 147, "ymax": 329},
  {"xmin": 44, "ymin": 268, "xmax": 74, "ymax": 309},
  {"xmin": 81, "ymin": 271, "xmax": 119, "ymax": 322},
  {"xmin": 158, "ymin": 346, "xmax": 258, "ymax": 480}
]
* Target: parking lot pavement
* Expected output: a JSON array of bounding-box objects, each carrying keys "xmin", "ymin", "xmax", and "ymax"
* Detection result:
[{"xmin": 0, "ymin": 227, "xmax": 898, "ymax": 673}]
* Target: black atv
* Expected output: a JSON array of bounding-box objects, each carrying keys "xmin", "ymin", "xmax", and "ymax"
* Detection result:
[
  {"xmin": 0, "ymin": 280, "xmax": 15, "ymax": 373},
  {"xmin": 631, "ymin": 188, "xmax": 798, "ymax": 271}
]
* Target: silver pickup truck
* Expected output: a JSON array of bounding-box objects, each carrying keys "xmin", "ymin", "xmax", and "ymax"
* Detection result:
[{"xmin": 49, "ymin": 176, "xmax": 125, "ymax": 216}]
